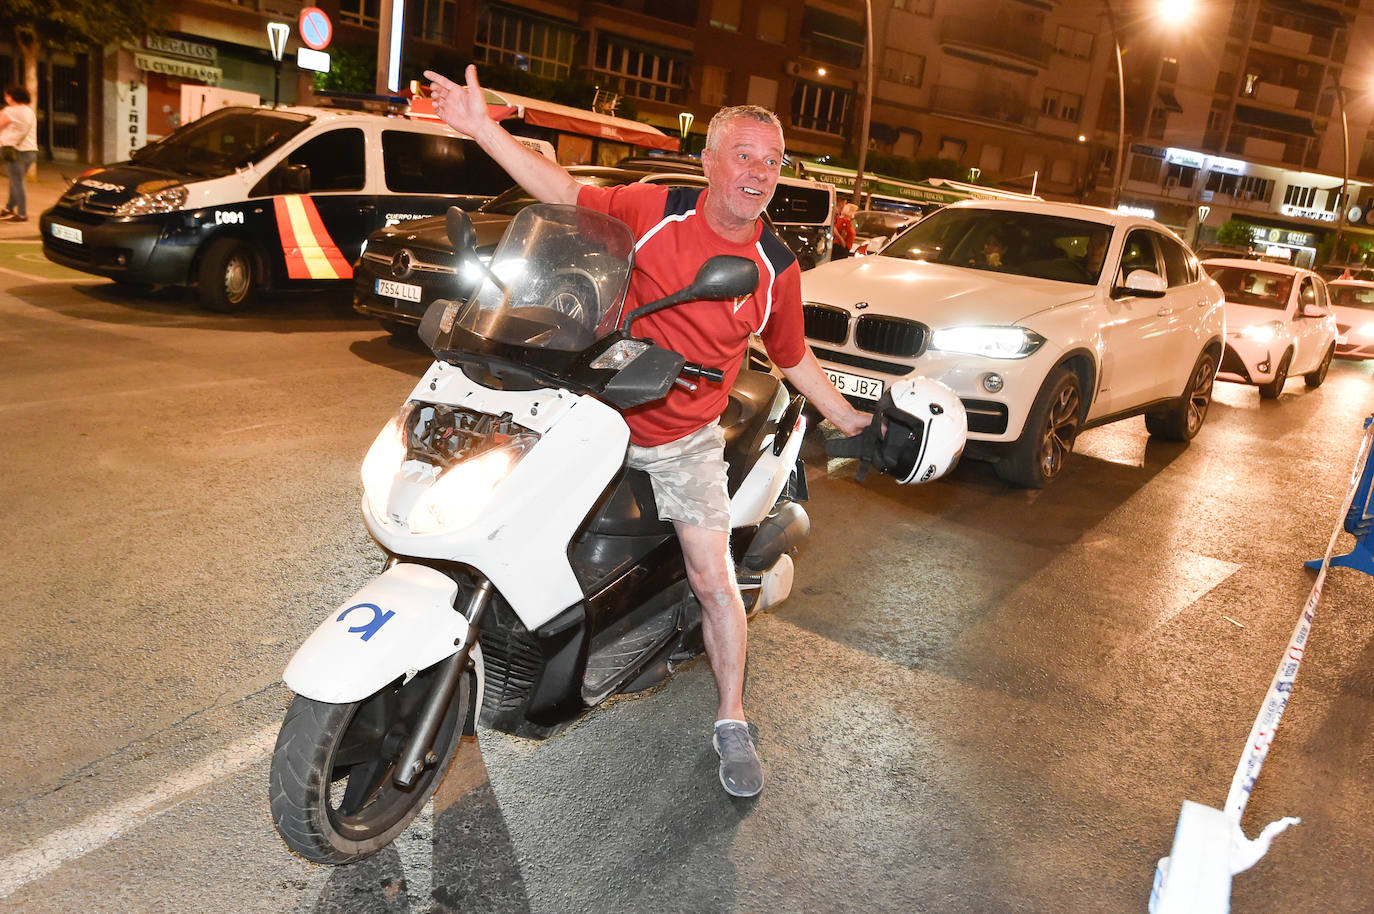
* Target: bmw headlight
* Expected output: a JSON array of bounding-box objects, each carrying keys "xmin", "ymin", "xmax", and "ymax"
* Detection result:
[
  {"xmin": 408, "ymin": 436, "xmax": 537, "ymax": 534},
  {"xmin": 930, "ymin": 325, "xmax": 1046, "ymax": 359},
  {"xmin": 114, "ymin": 184, "xmax": 188, "ymax": 216},
  {"xmin": 1240, "ymin": 320, "xmax": 1283, "ymax": 344}
]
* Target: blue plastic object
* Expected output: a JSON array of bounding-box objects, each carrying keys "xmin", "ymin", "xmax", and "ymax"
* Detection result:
[{"xmin": 1305, "ymin": 416, "xmax": 1374, "ymax": 577}]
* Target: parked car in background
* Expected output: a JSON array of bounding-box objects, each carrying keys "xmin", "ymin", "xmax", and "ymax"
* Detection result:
[
  {"xmin": 1201, "ymin": 258, "xmax": 1338, "ymax": 397},
  {"xmin": 1326, "ymin": 279, "xmax": 1374, "ymax": 359},
  {"xmin": 850, "ymin": 209, "xmax": 923, "ymax": 255},
  {"xmin": 1317, "ymin": 263, "xmax": 1374, "ymax": 283},
  {"xmin": 41, "ymin": 101, "xmax": 553, "ymax": 311},
  {"xmin": 800, "ymin": 200, "xmax": 1225, "ymax": 487}
]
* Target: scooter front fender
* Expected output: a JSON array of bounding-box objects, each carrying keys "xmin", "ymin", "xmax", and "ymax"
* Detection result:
[{"xmin": 284, "ymin": 563, "xmax": 470, "ymax": 704}]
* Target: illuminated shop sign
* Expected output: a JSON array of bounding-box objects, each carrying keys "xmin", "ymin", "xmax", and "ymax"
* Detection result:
[
  {"xmin": 133, "ymin": 52, "xmax": 223, "ymax": 84},
  {"xmin": 1279, "ymin": 204, "xmax": 1337, "ymax": 222},
  {"xmin": 1208, "ymin": 156, "xmax": 1246, "ymax": 175},
  {"xmin": 1117, "ymin": 204, "xmax": 1157, "ymax": 218},
  {"xmin": 145, "ymin": 35, "xmax": 217, "ymax": 64},
  {"xmin": 1164, "ymin": 148, "xmax": 1247, "ymax": 175},
  {"xmin": 1165, "ymin": 148, "xmax": 1206, "ymax": 169}
]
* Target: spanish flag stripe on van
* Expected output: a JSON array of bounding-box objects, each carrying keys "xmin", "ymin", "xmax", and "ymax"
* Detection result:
[{"xmin": 273, "ymin": 196, "xmax": 354, "ymax": 280}]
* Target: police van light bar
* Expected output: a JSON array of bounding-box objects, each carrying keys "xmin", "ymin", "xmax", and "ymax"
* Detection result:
[{"xmin": 312, "ymin": 90, "xmax": 410, "ymax": 115}]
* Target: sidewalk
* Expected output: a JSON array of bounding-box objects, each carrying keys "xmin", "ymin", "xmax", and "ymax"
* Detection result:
[{"xmin": 1, "ymin": 159, "xmax": 95, "ymax": 241}]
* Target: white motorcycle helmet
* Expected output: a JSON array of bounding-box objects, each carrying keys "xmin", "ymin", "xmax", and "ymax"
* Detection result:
[
  {"xmin": 880, "ymin": 376, "xmax": 967, "ymax": 483},
  {"xmin": 827, "ymin": 376, "xmax": 967, "ymax": 484}
]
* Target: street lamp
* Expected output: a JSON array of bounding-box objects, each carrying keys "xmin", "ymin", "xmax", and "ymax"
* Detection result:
[
  {"xmin": 267, "ymin": 22, "xmax": 290, "ymax": 109},
  {"xmin": 852, "ymin": 0, "xmax": 875, "ymax": 206},
  {"xmin": 1099, "ymin": 0, "xmax": 1126, "ymax": 208},
  {"xmin": 1100, "ymin": 0, "xmax": 1194, "ymax": 209},
  {"xmin": 1330, "ymin": 72, "xmax": 1351, "ymax": 263}
]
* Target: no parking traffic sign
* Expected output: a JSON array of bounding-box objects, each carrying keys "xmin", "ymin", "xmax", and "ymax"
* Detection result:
[{"xmin": 299, "ymin": 7, "xmax": 332, "ymax": 51}]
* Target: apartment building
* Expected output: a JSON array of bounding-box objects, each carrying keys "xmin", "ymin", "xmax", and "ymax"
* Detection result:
[
  {"xmin": 7, "ymin": 0, "xmax": 1372, "ymax": 267},
  {"xmin": 1115, "ymin": 0, "xmax": 1374, "ymax": 265}
]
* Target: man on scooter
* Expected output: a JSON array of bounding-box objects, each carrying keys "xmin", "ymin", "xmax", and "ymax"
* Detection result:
[{"xmin": 425, "ymin": 65, "xmax": 870, "ymax": 798}]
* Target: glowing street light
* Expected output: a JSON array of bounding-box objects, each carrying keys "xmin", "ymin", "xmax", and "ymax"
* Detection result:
[{"xmin": 267, "ymin": 22, "xmax": 290, "ymax": 108}]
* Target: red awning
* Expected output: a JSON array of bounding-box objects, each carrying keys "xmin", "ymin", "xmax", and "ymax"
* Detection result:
[
  {"xmin": 406, "ymin": 91, "xmax": 676, "ymax": 151},
  {"xmin": 486, "ymin": 90, "xmax": 678, "ymax": 152}
]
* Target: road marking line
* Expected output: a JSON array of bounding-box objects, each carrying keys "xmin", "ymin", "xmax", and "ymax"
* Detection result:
[
  {"xmin": 0, "ymin": 265, "xmax": 95, "ymax": 283},
  {"xmin": 0, "ymin": 723, "xmax": 279, "ymax": 899}
]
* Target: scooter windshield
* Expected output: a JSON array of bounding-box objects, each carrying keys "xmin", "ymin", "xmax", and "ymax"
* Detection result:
[{"xmin": 453, "ymin": 204, "xmax": 635, "ymax": 352}]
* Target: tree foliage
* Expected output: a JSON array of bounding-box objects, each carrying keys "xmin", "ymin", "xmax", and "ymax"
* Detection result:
[
  {"xmin": 3, "ymin": 0, "xmax": 164, "ymax": 57},
  {"xmin": 312, "ymin": 43, "xmax": 377, "ymax": 94},
  {"xmin": 1215, "ymin": 218, "xmax": 1255, "ymax": 247},
  {"xmin": 3, "ymin": 0, "xmax": 164, "ymax": 91}
]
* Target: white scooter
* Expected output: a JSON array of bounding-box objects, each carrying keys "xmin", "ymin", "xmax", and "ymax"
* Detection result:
[{"xmin": 269, "ymin": 204, "xmax": 811, "ymax": 864}]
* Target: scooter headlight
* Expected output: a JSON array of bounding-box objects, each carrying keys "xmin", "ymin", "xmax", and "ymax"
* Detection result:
[
  {"xmin": 361, "ymin": 411, "xmax": 410, "ymax": 517},
  {"xmin": 408, "ymin": 436, "xmax": 537, "ymax": 534}
]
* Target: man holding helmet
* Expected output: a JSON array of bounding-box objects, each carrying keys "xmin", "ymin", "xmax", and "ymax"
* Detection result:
[{"xmin": 424, "ymin": 65, "xmax": 958, "ymax": 797}]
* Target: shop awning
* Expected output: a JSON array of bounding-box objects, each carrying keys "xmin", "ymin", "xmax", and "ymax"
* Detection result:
[
  {"xmin": 1234, "ymin": 104, "xmax": 1317, "ymax": 137},
  {"xmin": 406, "ymin": 91, "xmax": 676, "ymax": 151},
  {"xmin": 486, "ymin": 90, "xmax": 678, "ymax": 152}
]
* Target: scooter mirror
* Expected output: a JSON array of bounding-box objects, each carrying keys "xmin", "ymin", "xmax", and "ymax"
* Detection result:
[
  {"xmin": 445, "ymin": 206, "xmax": 476, "ymax": 253},
  {"xmin": 620, "ymin": 255, "xmax": 759, "ymax": 331},
  {"xmin": 689, "ymin": 255, "xmax": 759, "ymax": 300}
]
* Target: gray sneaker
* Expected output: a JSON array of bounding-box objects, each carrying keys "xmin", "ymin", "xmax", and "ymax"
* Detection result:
[{"xmin": 713, "ymin": 720, "xmax": 764, "ymax": 797}]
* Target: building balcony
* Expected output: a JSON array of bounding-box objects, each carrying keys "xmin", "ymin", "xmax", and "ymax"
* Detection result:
[
  {"xmin": 929, "ymin": 84, "xmax": 1036, "ymax": 129},
  {"xmin": 938, "ymin": 16, "xmax": 1051, "ymax": 70}
]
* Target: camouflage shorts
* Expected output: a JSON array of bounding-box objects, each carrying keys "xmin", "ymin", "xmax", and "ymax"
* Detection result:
[{"xmin": 625, "ymin": 421, "xmax": 731, "ymax": 532}]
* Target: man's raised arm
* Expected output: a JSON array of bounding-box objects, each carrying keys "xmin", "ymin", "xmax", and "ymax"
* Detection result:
[{"xmin": 424, "ymin": 65, "xmax": 581, "ymax": 206}]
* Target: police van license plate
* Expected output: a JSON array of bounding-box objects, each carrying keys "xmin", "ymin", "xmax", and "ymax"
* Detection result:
[
  {"xmin": 50, "ymin": 223, "xmax": 83, "ymax": 245},
  {"xmin": 375, "ymin": 278, "xmax": 422, "ymax": 302},
  {"xmin": 824, "ymin": 368, "xmax": 884, "ymax": 401}
]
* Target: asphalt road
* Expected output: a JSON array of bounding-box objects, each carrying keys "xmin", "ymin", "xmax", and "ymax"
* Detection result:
[{"xmin": 1, "ymin": 255, "xmax": 1372, "ymax": 913}]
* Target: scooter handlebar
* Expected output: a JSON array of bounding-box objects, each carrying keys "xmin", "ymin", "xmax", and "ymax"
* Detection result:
[{"xmin": 680, "ymin": 362, "xmax": 725, "ymax": 384}]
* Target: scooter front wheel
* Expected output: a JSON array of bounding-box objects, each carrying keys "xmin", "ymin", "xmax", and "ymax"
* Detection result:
[{"xmin": 269, "ymin": 663, "xmax": 475, "ymax": 864}]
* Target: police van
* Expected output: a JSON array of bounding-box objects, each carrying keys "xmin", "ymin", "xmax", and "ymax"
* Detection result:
[{"xmin": 39, "ymin": 100, "xmax": 554, "ymax": 311}]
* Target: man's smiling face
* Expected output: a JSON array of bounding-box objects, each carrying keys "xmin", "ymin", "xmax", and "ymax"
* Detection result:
[{"xmin": 702, "ymin": 117, "xmax": 785, "ymax": 232}]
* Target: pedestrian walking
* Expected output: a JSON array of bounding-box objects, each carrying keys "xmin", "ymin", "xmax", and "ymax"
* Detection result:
[{"xmin": 1, "ymin": 86, "xmax": 39, "ymax": 223}]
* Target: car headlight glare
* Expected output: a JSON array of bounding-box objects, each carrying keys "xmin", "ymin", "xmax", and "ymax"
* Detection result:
[
  {"xmin": 1240, "ymin": 320, "xmax": 1283, "ymax": 344},
  {"xmin": 114, "ymin": 185, "xmax": 188, "ymax": 216},
  {"xmin": 408, "ymin": 439, "xmax": 533, "ymax": 534},
  {"xmin": 930, "ymin": 325, "xmax": 1046, "ymax": 359}
]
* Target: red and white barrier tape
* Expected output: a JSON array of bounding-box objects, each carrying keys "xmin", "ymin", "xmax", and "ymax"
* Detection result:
[{"xmin": 1223, "ymin": 417, "xmax": 1374, "ymax": 838}]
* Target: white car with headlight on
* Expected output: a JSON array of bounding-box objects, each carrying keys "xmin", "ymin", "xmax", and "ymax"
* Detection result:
[
  {"xmin": 1201, "ymin": 259, "xmax": 1338, "ymax": 397},
  {"xmin": 800, "ymin": 200, "xmax": 1225, "ymax": 487},
  {"xmin": 1325, "ymin": 278, "xmax": 1374, "ymax": 360}
]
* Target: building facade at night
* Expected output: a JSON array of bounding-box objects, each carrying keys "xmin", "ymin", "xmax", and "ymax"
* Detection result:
[{"xmin": 3, "ymin": 0, "xmax": 1374, "ymax": 258}]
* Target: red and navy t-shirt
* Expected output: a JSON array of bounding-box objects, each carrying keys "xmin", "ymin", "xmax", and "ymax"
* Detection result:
[{"xmin": 578, "ymin": 182, "xmax": 807, "ymax": 447}]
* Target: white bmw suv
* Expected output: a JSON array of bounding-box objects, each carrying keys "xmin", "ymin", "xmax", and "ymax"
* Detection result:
[{"xmin": 800, "ymin": 200, "xmax": 1225, "ymax": 487}]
